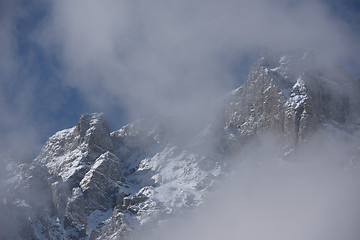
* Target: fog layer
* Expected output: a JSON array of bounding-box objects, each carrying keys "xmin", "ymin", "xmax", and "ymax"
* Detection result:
[{"xmin": 133, "ymin": 133, "xmax": 360, "ymax": 240}]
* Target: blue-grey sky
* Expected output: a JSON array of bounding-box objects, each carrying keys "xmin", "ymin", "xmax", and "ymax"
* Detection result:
[{"xmin": 1, "ymin": 0, "xmax": 360, "ymax": 155}]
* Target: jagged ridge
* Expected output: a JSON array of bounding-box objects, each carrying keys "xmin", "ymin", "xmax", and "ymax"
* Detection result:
[{"xmin": 2, "ymin": 50, "xmax": 360, "ymax": 239}]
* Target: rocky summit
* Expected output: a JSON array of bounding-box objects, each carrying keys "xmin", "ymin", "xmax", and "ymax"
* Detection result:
[
  {"xmin": 1, "ymin": 50, "xmax": 359, "ymax": 239},
  {"xmin": 221, "ymin": 50, "xmax": 359, "ymax": 154}
]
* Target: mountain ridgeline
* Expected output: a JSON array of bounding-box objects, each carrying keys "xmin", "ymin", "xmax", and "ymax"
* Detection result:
[{"xmin": 1, "ymin": 50, "xmax": 359, "ymax": 239}]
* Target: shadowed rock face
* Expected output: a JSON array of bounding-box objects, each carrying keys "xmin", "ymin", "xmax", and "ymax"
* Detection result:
[
  {"xmin": 80, "ymin": 151, "xmax": 123, "ymax": 213},
  {"xmin": 64, "ymin": 187, "xmax": 87, "ymax": 238},
  {"xmin": 89, "ymin": 208, "xmax": 131, "ymax": 240},
  {"xmin": 220, "ymin": 51, "xmax": 358, "ymax": 154},
  {"xmin": 75, "ymin": 113, "xmax": 114, "ymax": 159}
]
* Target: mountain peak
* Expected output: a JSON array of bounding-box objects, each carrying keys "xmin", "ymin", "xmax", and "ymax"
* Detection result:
[
  {"xmin": 222, "ymin": 50, "xmax": 358, "ymax": 154},
  {"xmin": 76, "ymin": 113, "xmax": 109, "ymax": 138}
]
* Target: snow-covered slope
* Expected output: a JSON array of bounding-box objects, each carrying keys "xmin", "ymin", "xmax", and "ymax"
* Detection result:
[
  {"xmin": 1, "ymin": 50, "xmax": 360, "ymax": 239},
  {"xmin": 0, "ymin": 113, "xmax": 222, "ymax": 239}
]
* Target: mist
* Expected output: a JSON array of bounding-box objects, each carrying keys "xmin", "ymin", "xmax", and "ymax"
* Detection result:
[
  {"xmin": 1, "ymin": 0, "xmax": 359, "ymax": 153},
  {"xmin": 131, "ymin": 132, "xmax": 360, "ymax": 240},
  {"xmin": 1, "ymin": 0, "xmax": 360, "ymax": 239},
  {"xmin": 39, "ymin": 0, "xmax": 360, "ymax": 126},
  {"xmin": 0, "ymin": 1, "xmax": 40, "ymax": 155}
]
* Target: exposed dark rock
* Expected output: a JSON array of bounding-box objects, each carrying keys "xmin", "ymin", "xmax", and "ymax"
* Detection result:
[
  {"xmin": 89, "ymin": 208, "xmax": 131, "ymax": 240},
  {"xmin": 122, "ymin": 193, "xmax": 148, "ymax": 210},
  {"xmin": 64, "ymin": 187, "xmax": 87, "ymax": 238},
  {"xmin": 75, "ymin": 113, "xmax": 114, "ymax": 162},
  {"xmin": 221, "ymin": 52, "xmax": 358, "ymax": 154},
  {"xmin": 80, "ymin": 151, "xmax": 123, "ymax": 213},
  {"xmin": 52, "ymin": 179, "xmax": 71, "ymax": 217},
  {"xmin": 36, "ymin": 113, "xmax": 114, "ymax": 183}
]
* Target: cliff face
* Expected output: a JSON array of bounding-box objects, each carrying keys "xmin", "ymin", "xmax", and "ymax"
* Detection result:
[
  {"xmin": 221, "ymin": 50, "xmax": 358, "ymax": 154},
  {"xmin": 1, "ymin": 51, "xmax": 359, "ymax": 239}
]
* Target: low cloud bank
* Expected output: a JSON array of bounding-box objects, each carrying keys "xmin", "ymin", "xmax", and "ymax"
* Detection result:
[{"xmin": 133, "ymin": 132, "xmax": 360, "ymax": 240}]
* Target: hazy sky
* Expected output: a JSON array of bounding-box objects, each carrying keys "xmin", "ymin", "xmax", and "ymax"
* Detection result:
[{"xmin": 0, "ymin": 0, "xmax": 360, "ymax": 155}]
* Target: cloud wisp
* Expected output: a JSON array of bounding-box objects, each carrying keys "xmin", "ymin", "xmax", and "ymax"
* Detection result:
[
  {"xmin": 1, "ymin": 0, "xmax": 360, "ymax": 154},
  {"xmin": 0, "ymin": 0, "xmax": 43, "ymax": 155},
  {"xmin": 131, "ymin": 133, "xmax": 360, "ymax": 240},
  {"xmin": 38, "ymin": 0, "xmax": 360, "ymax": 127},
  {"xmin": 0, "ymin": 1, "xmax": 359, "ymax": 239}
]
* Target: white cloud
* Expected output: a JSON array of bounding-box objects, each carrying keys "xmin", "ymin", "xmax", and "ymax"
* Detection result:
[
  {"xmin": 0, "ymin": 1, "xmax": 41, "ymax": 155},
  {"xmin": 132, "ymin": 134, "xmax": 360, "ymax": 240},
  {"xmin": 35, "ymin": 0, "xmax": 360, "ymax": 135},
  {"xmin": 1, "ymin": 0, "xmax": 359, "ymax": 155},
  {"xmin": 0, "ymin": 1, "xmax": 359, "ymax": 238}
]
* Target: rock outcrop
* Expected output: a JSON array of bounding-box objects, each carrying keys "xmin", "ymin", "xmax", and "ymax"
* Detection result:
[
  {"xmin": 64, "ymin": 187, "xmax": 87, "ymax": 238},
  {"xmin": 2, "ymin": 50, "xmax": 359, "ymax": 240},
  {"xmin": 80, "ymin": 151, "xmax": 123, "ymax": 213},
  {"xmin": 36, "ymin": 113, "xmax": 113, "ymax": 186},
  {"xmin": 221, "ymin": 50, "xmax": 358, "ymax": 154}
]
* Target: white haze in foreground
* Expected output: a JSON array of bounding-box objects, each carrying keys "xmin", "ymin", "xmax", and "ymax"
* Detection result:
[{"xmin": 131, "ymin": 133, "xmax": 360, "ymax": 240}]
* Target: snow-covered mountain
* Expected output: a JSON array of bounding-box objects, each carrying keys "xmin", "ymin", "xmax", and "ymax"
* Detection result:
[
  {"xmin": 1, "ymin": 50, "xmax": 359, "ymax": 239},
  {"xmin": 221, "ymin": 50, "xmax": 359, "ymax": 154}
]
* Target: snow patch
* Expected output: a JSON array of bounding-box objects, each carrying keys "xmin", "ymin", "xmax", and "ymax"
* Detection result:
[{"xmin": 87, "ymin": 209, "xmax": 113, "ymax": 236}]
